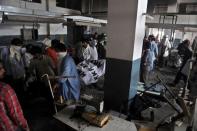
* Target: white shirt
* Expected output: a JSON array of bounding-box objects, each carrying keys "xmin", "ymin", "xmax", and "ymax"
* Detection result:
[
  {"xmin": 89, "ymin": 46, "xmax": 98, "ymax": 60},
  {"xmin": 82, "ymin": 45, "xmax": 91, "ymax": 61}
]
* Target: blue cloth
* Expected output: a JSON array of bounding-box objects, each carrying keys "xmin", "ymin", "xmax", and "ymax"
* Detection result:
[
  {"xmin": 150, "ymin": 41, "xmax": 158, "ymax": 61},
  {"xmin": 145, "ymin": 49, "xmax": 154, "ymax": 71},
  {"xmin": 59, "ymin": 55, "xmax": 80, "ymax": 101},
  {"xmin": 0, "ymin": 47, "xmax": 11, "ymax": 76}
]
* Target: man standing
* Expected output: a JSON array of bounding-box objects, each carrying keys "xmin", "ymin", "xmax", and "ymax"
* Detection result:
[
  {"xmin": 171, "ymin": 39, "xmax": 192, "ymax": 88},
  {"xmin": 0, "ymin": 61, "xmax": 29, "ymax": 131},
  {"xmin": 58, "ymin": 46, "xmax": 80, "ymax": 103}
]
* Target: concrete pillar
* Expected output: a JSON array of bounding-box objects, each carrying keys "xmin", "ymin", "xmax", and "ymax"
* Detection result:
[{"xmin": 104, "ymin": 0, "xmax": 148, "ymax": 111}]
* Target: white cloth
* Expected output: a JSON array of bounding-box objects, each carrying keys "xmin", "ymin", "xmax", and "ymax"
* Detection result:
[
  {"xmin": 77, "ymin": 60, "xmax": 106, "ymax": 85},
  {"xmin": 82, "ymin": 45, "xmax": 91, "ymax": 61},
  {"xmin": 89, "ymin": 46, "xmax": 98, "ymax": 60},
  {"xmin": 10, "ymin": 45, "xmax": 22, "ymax": 61},
  {"xmin": 57, "ymin": 52, "xmax": 67, "ymax": 75},
  {"xmin": 9, "ymin": 45, "xmax": 25, "ymax": 79},
  {"xmin": 160, "ymin": 38, "xmax": 172, "ymax": 57},
  {"xmin": 42, "ymin": 38, "xmax": 51, "ymax": 47}
]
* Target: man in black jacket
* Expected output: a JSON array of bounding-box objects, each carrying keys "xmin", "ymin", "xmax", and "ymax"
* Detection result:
[{"xmin": 171, "ymin": 39, "xmax": 192, "ymax": 89}]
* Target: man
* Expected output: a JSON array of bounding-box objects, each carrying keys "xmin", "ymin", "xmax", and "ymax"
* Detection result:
[
  {"xmin": 149, "ymin": 36, "xmax": 158, "ymax": 69},
  {"xmin": 192, "ymin": 36, "xmax": 197, "ymax": 59},
  {"xmin": 171, "ymin": 39, "xmax": 192, "ymax": 88},
  {"xmin": 0, "ymin": 61, "xmax": 29, "ymax": 131},
  {"xmin": 159, "ymin": 35, "xmax": 172, "ymax": 67},
  {"xmin": 81, "ymin": 39, "xmax": 91, "ymax": 61},
  {"xmin": 142, "ymin": 42, "xmax": 154, "ymax": 85},
  {"xmin": 58, "ymin": 45, "xmax": 80, "ymax": 103}
]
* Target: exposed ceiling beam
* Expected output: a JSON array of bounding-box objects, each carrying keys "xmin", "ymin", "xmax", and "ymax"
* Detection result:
[
  {"xmin": 146, "ymin": 23, "xmax": 197, "ymax": 30},
  {"xmin": 147, "ymin": 12, "xmax": 197, "ymax": 16}
]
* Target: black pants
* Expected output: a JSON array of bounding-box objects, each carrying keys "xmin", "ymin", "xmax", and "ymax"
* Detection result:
[{"xmin": 174, "ymin": 69, "xmax": 190, "ymax": 90}]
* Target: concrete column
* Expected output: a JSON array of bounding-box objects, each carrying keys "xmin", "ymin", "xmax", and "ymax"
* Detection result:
[{"xmin": 104, "ymin": 0, "xmax": 148, "ymax": 111}]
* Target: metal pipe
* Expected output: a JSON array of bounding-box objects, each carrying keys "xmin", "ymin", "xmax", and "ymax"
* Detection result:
[
  {"xmin": 41, "ymin": 74, "xmax": 57, "ymax": 113},
  {"xmin": 46, "ymin": 0, "xmax": 50, "ymax": 36}
]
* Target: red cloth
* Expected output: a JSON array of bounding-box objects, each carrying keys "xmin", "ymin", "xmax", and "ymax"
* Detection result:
[
  {"xmin": 0, "ymin": 82, "xmax": 29, "ymax": 131},
  {"xmin": 46, "ymin": 48, "xmax": 58, "ymax": 68}
]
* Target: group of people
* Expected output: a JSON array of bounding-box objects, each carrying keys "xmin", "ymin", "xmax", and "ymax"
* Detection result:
[
  {"xmin": 140, "ymin": 34, "xmax": 196, "ymax": 92},
  {"xmin": 0, "ymin": 37, "xmax": 79, "ymax": 131},
  {"xmin": 75, "ymin": 32, "xmax": 107, "ymax": 64},
  {"xmin": 141, "ymin": 35, "xmax": 159, "ymax": 85},
  {"xmin": 0, "ymin": 32, "xmax": 107, "ymax": 131}
]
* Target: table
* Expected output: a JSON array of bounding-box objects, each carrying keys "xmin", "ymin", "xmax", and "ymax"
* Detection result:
[{"xmin": 53, "ymin": 105, "xmax": 137, "ymax": 131}]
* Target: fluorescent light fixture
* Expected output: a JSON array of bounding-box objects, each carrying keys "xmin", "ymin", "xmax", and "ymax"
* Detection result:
[{"xmin": 65, "ymin": 16, "xmax": 94, "ymax": 22}]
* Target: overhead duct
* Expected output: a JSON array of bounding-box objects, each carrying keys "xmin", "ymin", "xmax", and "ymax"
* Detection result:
[
  {"xmin": 63, "ymin": 21, "xmax": 102, "ymax": 27},
  {"xmin": 0, "ymin": 5, "xmax": 81, "ymax": 24},
  {"xmin": 63, "ymin": 16, "xmax": 107, "ymax": 27},
  {"xmin": 3, "ymin": 13, "xmax": 65, "ymax": 23},
  {"xmin": 146, "ymin": 23, "xmax": 197, "ymax": 30}
]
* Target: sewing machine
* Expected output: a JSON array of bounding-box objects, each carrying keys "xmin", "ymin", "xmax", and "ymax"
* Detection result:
[{"xmin": 80, "ymin": 93, "xmax": 104, "ymax": 114}]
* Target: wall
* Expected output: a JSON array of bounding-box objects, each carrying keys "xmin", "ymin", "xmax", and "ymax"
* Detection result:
[
  {"xmin": 0, "ymin": 0, "xmax": 70, "ymax": 44},
  {"xmin": 81, "ymin": 0, "xmax": 108, "ymax": 34},
  {"xmin": 81, "ymin": 0, "xmax": 107, "ymax": 14},
  {"xmin": 1, "ymin": 0, "xmax": 46, "ymax": 10},
  {"xmin": 147, "ymin": 0, "xmax": 177, "ymax": 13}
]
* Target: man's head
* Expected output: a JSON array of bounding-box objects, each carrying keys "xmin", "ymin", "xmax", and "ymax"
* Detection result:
[
  {"xmin": 55, "ymin": 43, "xmax": 67, "ymax": 52},
  {"xmin": 0, "ymin": 61, "xmax": 5, "ymax": 79},
  {"xmin": 11, "ymin": 38, "xmax": 23, "ymax": 46},
  {"xmin": 81, "ymin": 38, "xmax": 89, "ymax": 48},
  {"xmin": 148, "ymin": 35, "xmax": 154, "ymax": 41},
  {"xmin": 183, "ymin": 39, "xmax": 190, "ymax": 47}
]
